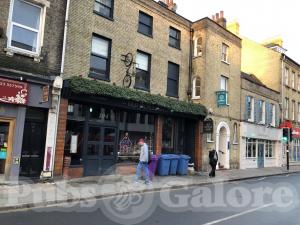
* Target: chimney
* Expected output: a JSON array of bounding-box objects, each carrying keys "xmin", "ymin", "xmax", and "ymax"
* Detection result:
[
  {"xmin": 160, "ymin": 0, "xmax": 177, "ymax": 12},
  {"xmin": 212, "ymin": 11, "xmax": 227, "ymax": 28}
]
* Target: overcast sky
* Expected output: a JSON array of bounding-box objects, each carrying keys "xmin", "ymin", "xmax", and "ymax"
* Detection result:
[{"xmin": 173, "ymin": 0, "xmax": 300, "ymax": 63}]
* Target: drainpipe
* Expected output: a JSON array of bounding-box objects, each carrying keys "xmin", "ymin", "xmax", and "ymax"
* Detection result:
[
  {"xmin": 187, "ymin": 28, "xmax": 194, "ymax": 101},
  {"xmin": 281, "ymin": 53, "xmax": 286, "ymax": 123},
  {"xmin": 42, "ymin": 0, "xmax": 70, "ymax": 179}
]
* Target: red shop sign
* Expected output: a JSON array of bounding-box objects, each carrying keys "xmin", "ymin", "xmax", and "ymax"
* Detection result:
[
  {"xmin": 292, "ymin": 128, "xmax": 300, "ymax": 139},
  {"xmin": 0, "ymin": 78, "xmax": 28, "ymax": 105}
]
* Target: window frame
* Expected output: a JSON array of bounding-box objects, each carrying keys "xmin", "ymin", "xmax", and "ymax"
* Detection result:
[
  {"xmin": 7, "ymin": 0, "xmax": 44, "ymax": 56},
  {"xmin": 246, "ymin": 138, "xmax": 257, "ymax": 158},
  {"xmin": 137, "ymin": 11, "xmax": 153, "ymax": 37},
  {"xmin": 285, "ymin": 67, "xmax": 289, "ymax": 86},
  {"xmin": 292, "ymin": 100, "xmax": 296, "ymax": 121},
  {"xmin": 247, "ymin": 96, "xmax": 254, "ymax": 122},
  {"xmin": 258, "ymin": 100, "xmax": 265, "ymax": 124},
  {"xmin": 169, "ymin": 26, "xmax": 181, "ymax": 49},
  {"xmin": 192, "ymin": 77, "xmax": 201, "ymax": 99},
  {"xmin": 233, "ymin": 123, "xmax": 238, "ymax": 144},
  {"xmin": 265, "ymin": 141, "xmax": 274, "ymax": 158},
  {"xmin": 134, "ymin": 50, "xmax": 151, "ymax": 91},
  {"xmin": 271, "ymin": 103, "xmax": 276, "ymax": 127},
  {"xmin": 285, "ymin": 97, "xmax": 289, "ymax": 119},
  {"xmin": 298, "ymin": 75, "xmax": 300, "ymax": 91},
  {"xmin": 93, "ymin": 0, "xmax": 114, "ymax": 20},
  {"xmin": 291, "ymin": 71, "xmax": 296, "ymax": 89},
  {"xmin": 89, "ymin": 34, "xmax": 112, "ymax": 81},
  {"xmin": 193, "ymin": 37, "xmax": 202, "ymax": 57},
  {"xmin": 221, "ymin": 43, "xmax": 229, "ymax": 63},
  {"xmin": 166, "ymin": 62, "xmax": 180, "ymax": 98}
]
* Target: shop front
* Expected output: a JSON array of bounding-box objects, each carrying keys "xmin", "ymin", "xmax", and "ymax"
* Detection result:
[
  {"xmin": 290, "ymin": 128, "xmax": 300, "ymax": 163},
  {"xmin": 57, "ymin": 77, "xmax": 207, "ymax": 178},
  {"xmin": 0, "ymin": 75, "xmax": 53, "ymax": 181},
  {"xmin": 240, "ymin": 122, "xmax": 281, "ymax": 169}
]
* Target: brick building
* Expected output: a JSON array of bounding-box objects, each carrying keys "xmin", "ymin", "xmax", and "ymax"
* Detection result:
[
  {"xmin": 240, "ymin": 72, "xmax": 281, "ymax": 169},
  {"xmin": 228, "ymin": 22, "xmax": 300, "ymax": 165},
  {"xmin": 0, "ymin": 0, "xmax": 66, "ymax": 181},
  {"xmin": 191, "ymin": 13, "xmax": 242, "ymax": 170},
  {"xmin": 55, "ymin": 0, "xmax": 207, "ymax": 178}
]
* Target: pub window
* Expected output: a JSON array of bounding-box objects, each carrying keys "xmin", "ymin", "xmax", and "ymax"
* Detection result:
[
  {"xmin": 139, "ymin": 113, "xmax": 145, "ymax": 124},
  {"xmin": 89, "ymin": 106, "xmax": 116, "ymax": 122},
  {"xmin": 7, "ymin": 0, "xmax": 44, "ymax": 55},
  {"xmin": 167, "ymin": 62, "xmax": 179, "ymax": 97},
  {"xmin": 64, "ymin": 121, "xmax": 84, "ymax": 165},
  {"xmin": 138, "ymin": 11, "xmax": 153, "ymax": 37},
  {"xmin": 169, "ymin": 27, "xmax": 181, "ymax": 49},
  {"xmin": 135, "ymin": 51, "xmax": 151, "ymax": 91},
  {"xmin": 67, "ymin": 103, "xmax": 86, "ymax": 121},
  {"xmin": 94, "ymin": 0, "xmax": 114, "ymax": 19},
  {"xmin": 221, "ymin": 43, "xmax": 229, "ymax": 63},
  {"xmin": 148, "ymin": 114, "xmax": 155, "ymax": 125},
  {"xmin": 162, "ymin": 117, "xmax": 174, "ymax": 153},
  {"xmin": 246, "ymin": 138, "xmax": 256, "ymax": 158},
  {"xmin": 89, "ymin": 34, "xmax": 111, "ymax": 81},
  {"xmin": 126, "ymin": 112, "xmax": 137, "ymax": 123}
]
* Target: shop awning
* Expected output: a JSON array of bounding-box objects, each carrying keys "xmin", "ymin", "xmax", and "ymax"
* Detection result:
[{"xmin": 63, "ymin": 77, "xmax": 207, "ymax": 118}]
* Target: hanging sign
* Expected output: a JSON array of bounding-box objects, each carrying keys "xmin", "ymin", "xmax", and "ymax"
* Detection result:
[
  {"xmin": 216, "ymin": 91, "xmax": 227, "ymax": 107},
  {"xmin": 0, "ymin": 78, "xmax": 28, "ymax": 105},
  {"xmin": 203, "ymin": 119, "xmax": 213, "ymax": 133}
]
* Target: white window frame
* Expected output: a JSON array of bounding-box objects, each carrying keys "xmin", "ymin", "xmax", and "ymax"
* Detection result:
[
  {"xmin": 271, "ymin": 104, "xmax": 276, "ymax": 126},
  {"xmin": 285, "ymin": 98, "xmax": 289, "ymax": 119},
  {"xmin": 233, "ymin": 123, "xmax": 238, "ymax": 144},
  {"xmin": 258, "ymin": 100, "xmax": 265, "ymax": 124},
  {"xmin": 193, "ymin": 37, "xmax": 202, "ymax": 57},
  {"xmin": 292, "ymin": 100, "xmax": 296, "ymax": 121},
  {"xmin": 265, "ymin": 141, "xmax": 274, "ymax": 158},
  {"xmin": 6, "ymin": 0, "xmax": 46, "ymax": 57},
  {"xmin": 291, "ymin": 71, "xmax": 295, "ymax": 89},
  {"xmin": 246, "ymin": 138, "xmax": 257, "ymax": 158},
  {"xmin": 207, "ymin": 133, "xmax": 213, "ymax": 142},
  {"xmin": 285, "ymin": 67, "xmax": 289, "ymax": 86},
  {"xmin": 220, "ymin": 76, "xmax": 228, "ymax": 91},
  {"xmin": 221, "ymin": 43, "xmax": 229, "ymax": 63},
  {"xmin": 298, "ymin": 102, "xmax": 300, "ymax": 122},
  {"xmin": 247, "ymin": 96, "xmax": 254, "ymax": 122},
  {"xmin": 192, "ymin": 77, "xmax": 201, "ymax": 99},
  {"xmin": 298, "ymin": 75, "xmax": 300, "ymax": 91}
]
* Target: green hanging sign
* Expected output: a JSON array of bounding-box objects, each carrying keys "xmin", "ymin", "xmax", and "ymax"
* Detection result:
[{"xmin": 216, "ymin": 91, "xmax": 228, "ymax": 107}]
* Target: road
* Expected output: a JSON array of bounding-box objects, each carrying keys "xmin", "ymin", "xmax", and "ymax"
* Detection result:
[{"xmin": 1, "ymin": 173, "xmax": 300, "ymax": 225}]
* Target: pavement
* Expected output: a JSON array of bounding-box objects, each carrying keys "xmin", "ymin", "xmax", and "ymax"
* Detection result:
[
  {"xmin": 1, "ymin": 171, "xmax": 300, "ymax": 225},
  {"xmin": 0, "ymin": 165, "xmax": 300, "ymax": 212}
]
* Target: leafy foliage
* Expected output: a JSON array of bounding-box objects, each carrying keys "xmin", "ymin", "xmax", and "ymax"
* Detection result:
[{"xmin": 68, "ymin": 77, "xmax": 207, "ymax": 117}]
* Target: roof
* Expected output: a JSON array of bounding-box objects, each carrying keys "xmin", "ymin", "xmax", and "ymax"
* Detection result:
[{"xmin": 241, "ymin": 72, "xmax": 279, "ymax": 93}]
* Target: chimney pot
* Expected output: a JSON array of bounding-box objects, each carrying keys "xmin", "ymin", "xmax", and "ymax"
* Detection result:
[
  {"xmin": 216, "ymin": 13, "xmax": 219, "ymax": 20},
  {"xmin": 220, "ymin": 11, "xmax": 224, "ymax": 18},
  {"xmin": 212, "ymin": 15, "xmax": 216, "ymax": 21}
]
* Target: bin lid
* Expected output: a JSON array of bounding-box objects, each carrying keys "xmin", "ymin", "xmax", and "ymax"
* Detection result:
[
  {"xmin": 159, "ymin": 154, "xmax": 171, "ymax": 159},
  {"xmin": 168, "ymin": 154, "xmax": 180, "ymax": 159},
  {"xmin": 180, "ymin": 154, "xmax": 191, "ymax": 159}
]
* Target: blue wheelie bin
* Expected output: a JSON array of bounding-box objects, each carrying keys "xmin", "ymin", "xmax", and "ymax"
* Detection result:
[
  {"xmin": 169, "ymin": 154, "xmax": 180, "ymax": 175},
  {"xmin": 157, "ymin": 154, "xmax": 171, "ymax": 176},
  {"xmin": 177, "ymin": 155, "xmax": 191, "ymax": 175}
]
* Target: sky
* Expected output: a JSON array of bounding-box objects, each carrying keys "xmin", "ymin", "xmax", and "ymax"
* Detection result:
[{"xmin": 172, "ymin": 0, "xmax": 300, "ymax": 63}]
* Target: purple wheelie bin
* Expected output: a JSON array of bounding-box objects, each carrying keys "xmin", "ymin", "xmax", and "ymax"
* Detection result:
[{"xmin": 149, "ymin": 155, "xmax": 159, "ymax": 180}]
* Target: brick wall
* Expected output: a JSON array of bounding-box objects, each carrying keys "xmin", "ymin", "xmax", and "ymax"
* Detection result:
[
  {"xmin": 0, "ymin": 0, "xmax": 66, "ymax": 76},
  {"xmin": 155, "ymin": 115, "xmax": 163, "ymax": 155},
  {"xmin": 194, "ymin": 120, "xmax": 203, "ymax": 171},
  {"xmin": 54, "ymin": 98, "xmax": 68, "ymax": 176}
]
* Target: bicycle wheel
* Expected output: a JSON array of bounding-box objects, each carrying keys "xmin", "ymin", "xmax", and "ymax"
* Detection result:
[{"xmin": 123, "ymin": 74, "xmax": 132, "ymax": 88}]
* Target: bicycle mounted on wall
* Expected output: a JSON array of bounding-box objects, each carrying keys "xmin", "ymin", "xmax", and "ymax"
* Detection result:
[{"xmin": 121, "ymin": 53, "xmax": 137, "ymax": 88}]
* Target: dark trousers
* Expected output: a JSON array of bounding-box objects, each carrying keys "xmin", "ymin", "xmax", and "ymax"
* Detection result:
[{"xmin": 209, "ymin": 162, "xmax": 217, "ymax": 177}]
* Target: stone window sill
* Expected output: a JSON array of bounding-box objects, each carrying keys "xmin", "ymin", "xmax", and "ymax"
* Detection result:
[{"xmin": 4, "ymin": 47, "xmax": 43, "ymax": 63}]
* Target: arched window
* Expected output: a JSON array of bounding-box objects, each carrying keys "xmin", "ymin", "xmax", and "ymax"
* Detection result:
[
  {"xmin": 233, "ymin": 123, "xmax": 238, "ymax": 144},
  {"xmin": 192, "ymin": 77, "xmax": 201, "ymax": 99},
  {"xmin": 194, "ymin": 37, "xmax": 202, "ymax": 57}
]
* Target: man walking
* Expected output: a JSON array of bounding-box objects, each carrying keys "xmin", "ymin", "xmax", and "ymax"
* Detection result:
[
  {"xmin": 209, "ymin": 149, "xmax": 218, "ymax": 178},
  {"xmin": 135, "ymin": 138, "xmax": 150, "ymax": 184}
]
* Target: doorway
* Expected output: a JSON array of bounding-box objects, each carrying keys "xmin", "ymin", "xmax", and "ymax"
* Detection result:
[
  {"xmin": 19, "ymin": 108, "xmax": 47, "ymax": 178},
  {"xmin": 257, "ymin": 142, "xmax": 264, "ymax": 168},
  {"xmin": 84, "ymin": 125, "xmax": 117, "ymax": 176},
  {"xmin": 216, "ymin": 122, "xmax": 230, "ymax": 169},
  {"xmin": 0, "ymin": 118, "xmax": 15, "ymax": 178}
]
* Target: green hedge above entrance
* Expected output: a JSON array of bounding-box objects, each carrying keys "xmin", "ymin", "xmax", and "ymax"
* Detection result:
[{"xmin": 68, "ymin": 76, "xmax": 207, "ymax": 117}]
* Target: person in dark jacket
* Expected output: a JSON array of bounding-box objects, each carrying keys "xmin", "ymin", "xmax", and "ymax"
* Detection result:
[{"xmin": 209, "ymin": 149, "xmax": 218, "ymax": 177}]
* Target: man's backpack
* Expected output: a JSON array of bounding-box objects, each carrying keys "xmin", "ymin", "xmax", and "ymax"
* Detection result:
[{"xmin": 213, "ymin": 151, "xmax": 218, "ymax": 161}]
